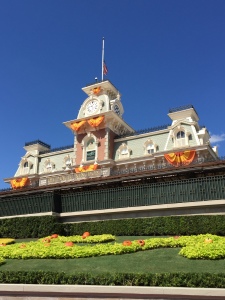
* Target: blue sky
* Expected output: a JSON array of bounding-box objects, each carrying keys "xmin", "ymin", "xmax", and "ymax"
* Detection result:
[{"xmin": 0, "ymin": 0, "xmax": 225, "ymax": 189}]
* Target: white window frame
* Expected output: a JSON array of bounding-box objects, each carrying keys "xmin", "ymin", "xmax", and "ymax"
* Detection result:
[
  {"xmin": 118, "ymin": 143, "xmax": 131, "ymax": 160},
  {"xmin": 144, "ymin": 139, "xmax": 158, "ymax": 155},
  {"xmin": 81, "ymin": 134, "xmax": 98, "ymax": 164},
  {"xmin": 44, "ymin": 159, "xmax": 56, "ymax": 173},
  {"xmin": 20, "ymin": 159, "xmax": 33, "ymax": 175},
  {"xmin": 172, "ymin": 127, "xmax": 192, "ymax": 148}
]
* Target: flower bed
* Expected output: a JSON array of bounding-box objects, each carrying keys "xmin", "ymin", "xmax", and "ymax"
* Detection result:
[{"xmin": 0, "ymin": 234, "xmax": 225, "ymax": 260}]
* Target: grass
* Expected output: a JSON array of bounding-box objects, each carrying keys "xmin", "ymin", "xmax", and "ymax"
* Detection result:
[{"xmin": 1, "ymin": 236, "xmax": 225, "ymax": 274}]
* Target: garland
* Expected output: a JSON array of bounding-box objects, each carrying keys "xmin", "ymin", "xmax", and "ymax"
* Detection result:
[{"xmin": 10, "ymin": 178, "xmax": 30, "ymax": 189}]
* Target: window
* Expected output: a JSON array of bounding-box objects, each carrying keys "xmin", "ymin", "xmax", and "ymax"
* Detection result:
[
  {"xmin": 81, "ymin": 135, "xmax": 98, "ymax": 163},
  {"xmin": 46, "ymin": 163, "xmax": 52, "ymax": 172},
  {"xmin": 44, "ymin": 159, "xmax": 56, "ymax": 173},
  {"xmin": 21, "ymin": 160, "xmax": 30, "ymax": 175},
  {"xmin": 87, "ymin": 150, "xmax": 96, "ymax": 161},
  {"xmin": 177, "ymin": 131, "xmax": 185, "ymax": 139},
  {"xmin": 147, "ymin": 144, "xmax": 154, "ymax": 154},
  {"xmin": 176, "ymin": 130, "xmax": 186, "ymax": 147},
  {"xmin": 118, "ymin": 143, "xmax": 131, "ymax": 159},
  {"xmin": 144, "ymin": 140, "xmax": 158, "ymax": 155}
]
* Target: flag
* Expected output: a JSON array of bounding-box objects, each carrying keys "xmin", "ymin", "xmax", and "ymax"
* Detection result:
[{"xmin": 103, "ymin": 61, "xmax": 108, "ymax": 75}]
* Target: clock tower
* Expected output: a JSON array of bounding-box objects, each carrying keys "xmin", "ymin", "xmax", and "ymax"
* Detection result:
[{"xmin": 63, "ymin": 80, "xmax": 134, "ymax": 171}]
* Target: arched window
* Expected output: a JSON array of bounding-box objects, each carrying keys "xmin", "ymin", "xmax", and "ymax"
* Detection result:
[
  {"xmin": 63, "ymin": 154, "xmax": 73, "ymax": 170},
  {"xmin": 44, "ymin": 159, "xmax": 56, "ymax": 173},
  {"xmin": 176, "ymin": 130, "xmax": 186, "ymax": 147},
  {"xmin": 144, "ymin": 140, "xmax": 158, "ymax": 155},
  {"xmin": 118, "ymin": 143, "xmax": 131, "ymax": 159},
  {"xmin": 147, "ymin": 143, "xmax": 154, "ymax": 154},
  {"xmin": 81, "ymin": 134, "xmax": 98, "ymax": 164},
  {"xmin": 177, "ymin": 131, "xmax": 185, "ymax": 139},
  {"xmin": 23, "ymin": 161, "xmax": 29, "ymax": 174},
  {"xmin": 86, "ymin": 138, "xmax": 96, "ymax": 161}
]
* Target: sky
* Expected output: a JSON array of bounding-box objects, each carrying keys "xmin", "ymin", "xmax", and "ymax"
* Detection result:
[{"xmin": 0, "ymin": 0, "xmax": 225, "ymax": 189}]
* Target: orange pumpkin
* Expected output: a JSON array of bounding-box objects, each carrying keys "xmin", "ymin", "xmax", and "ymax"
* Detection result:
[
  {"xmin": 122, "ymin": 240, "xmax": 132, "ymax": 246},
  {"xmin": 65, "ymin": 241, "xmax": 74, "ymax": 247},
  {"xmin": 51, "ymin": 234, "xmax": 58, "ymax": 239},
  {"xmin": 204, "ymin": 238, "xmax": 213, "ymax": 244},
  {"xmin": 137, "ymin": 240, "xmax": 145, "ymax": 246},
  {"xmin": 82, "ymin": 232, "xmax": 90, "ymax": 238}
]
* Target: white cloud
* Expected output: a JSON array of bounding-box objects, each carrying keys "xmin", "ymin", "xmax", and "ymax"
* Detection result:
[{"xmin": 210, "ymin": 133, "xmax": 225, "ymax": 144}]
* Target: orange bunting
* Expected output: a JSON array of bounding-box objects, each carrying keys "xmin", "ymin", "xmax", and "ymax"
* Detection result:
[
  {"xmin": 70, "ymin": 120, "xmax": 86, "ymax": 132},
  {"xmin": 10, "ymin": 178, "xmax": 30, "ymax": 189},
  {"xmin": 164, "ymin": 150, "xmax": 196, "ymax": 167},
  {"xmin": 87, "ymin": 116, "xmax": 104, "ymax": 128},
  {"xmin": 75, "ymin": 164, "xmax": 98, "ymax": 173},
  {"xmin": 93, "ymin": 87, "xmax": 101, "ymax": 95}
]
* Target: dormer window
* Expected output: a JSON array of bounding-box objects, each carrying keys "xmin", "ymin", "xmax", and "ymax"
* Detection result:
[
  {"xmin": 176, "ymin": 130, "xmax": 185, "ymax": 147},
  {"xmin": 44, "ymin": 159, "xmax": 56, "ymax": 173},
  {"xmin": 118, "ymin": 143, "xmax": 131, "ymax": 159},
  {"xmin": 147, "ymin": 144, "xmax": 154, "ymax": 154},
  {"xmin": 63, "ymin": 155, "xmax": 73, "ymax": 170},
  {"xmin": 144, "ymin": 140, "xmax": 158, "ymax": 155},
  {"xmin": 172, "ymin": 127, "xmax": 193, "ymax": 148},
  {"xmin": 177, "ymin": 131, "xmax": 185, "ymax": 139},
  {"xmin": 23, "ymin": 162, "xmax": 29, "ymax": 174},
  {"xmin": 20, "ymin": 159, "xmax": 33, "ymax": 175},
  {"xmin": 46, "ymin": 163, "xmax": 52, "ymax": 172}
]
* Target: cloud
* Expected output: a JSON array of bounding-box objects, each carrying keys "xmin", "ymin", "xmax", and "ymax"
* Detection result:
[{"xmin": 210, "ymin": 133, "xmax": 225, "ymax": 144}]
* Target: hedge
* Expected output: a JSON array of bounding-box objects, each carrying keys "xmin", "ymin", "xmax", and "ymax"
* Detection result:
[
  {"xmin": 0, "ymin": 215, "xmax": 225, "ymax": 238},
  {"xmin": 61, "ymin": 215, "xmax": 225, "ymax": 236},
  {"xmin": 0, "ymin": 271, "xmax": 225, "ymax": 287}
]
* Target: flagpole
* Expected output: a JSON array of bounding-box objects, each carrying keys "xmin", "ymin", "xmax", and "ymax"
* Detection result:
[{"xmin": 102, "ymin": 37, "xmax": 104, "ymax": 81}]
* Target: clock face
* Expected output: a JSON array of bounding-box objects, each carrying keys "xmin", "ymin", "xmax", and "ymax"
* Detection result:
[
  {"xmin": 86, "ymin": 100, "xmax": 99, "ymax": 114},
  {"xmin": 113, "ymin": 104, "xmax": 120, "ymax": 115}
]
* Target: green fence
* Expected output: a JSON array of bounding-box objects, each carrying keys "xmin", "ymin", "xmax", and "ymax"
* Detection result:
[
  {"xmin": 61, "ymin": 175, "xmax": 225, "ymax": 213},
  {"xmin": 0, "ymin": 175, "xmax": 225, "ymax": 217},
  {"xmin": 0, "ymin": 192, "xmax": 54, "ymax": 217}
]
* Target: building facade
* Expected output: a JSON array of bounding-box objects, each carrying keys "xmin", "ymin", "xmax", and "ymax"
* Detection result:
[{"xmin": 4, "ymin": 80, "xmax": 218, "ymax": 189}]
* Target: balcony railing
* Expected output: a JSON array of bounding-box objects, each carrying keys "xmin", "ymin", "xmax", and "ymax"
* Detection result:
[{"xmin": 1, "ymin": 156, "xmax": 225, "ymax": 193}]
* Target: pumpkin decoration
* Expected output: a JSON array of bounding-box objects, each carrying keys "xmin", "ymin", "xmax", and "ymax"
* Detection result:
[
  {"xmin": 122, "ymin": 240, "xmax": 132, "ymax": 246},
  {"xmin": 82, "ymin": 232, "xmax": 90, "ymax": 239},
  {"xmin": 204, "ymin": 238, "xmax": 213, "ymax": 244},
  {"xmin": 51, "ymin": 234, "xmax": 58, "ymax": 239},
  {"xmin": 65, "ymin": 241, "xmax": 74, "ymax": 247},
  {"xmin": 137, "ymin": 240, "xmax": 145, "ymax": 247}
]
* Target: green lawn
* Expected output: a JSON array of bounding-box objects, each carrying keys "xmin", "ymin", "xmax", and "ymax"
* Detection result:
[{"xmin": 1, "ymin": 236, "xmax": 225, "ymax": 274}]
